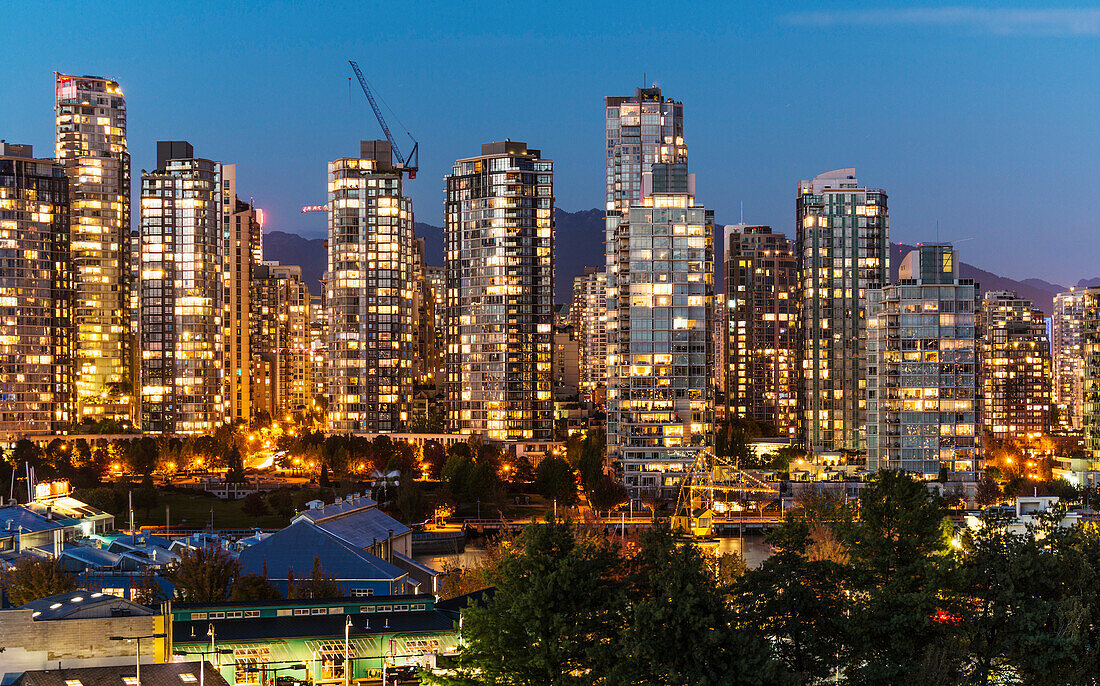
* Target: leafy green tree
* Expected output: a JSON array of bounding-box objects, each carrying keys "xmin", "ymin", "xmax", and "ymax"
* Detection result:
[
  {"xmin": 394, "ymin": 478, "xmax": 428, "ymax": 523},
  {"xmin": 535, "ymin": 456, "xmax": 578, "ymax": 506},
  {"xmin": 0, "ymin": 557, "xmax": 77, "ymax": 605},
  {"xmin": 78, "ymin": 486, "xmax": 124, "ymax": 519},
  {"xmin": 587, "ymin": 474, "xmax": 627, "ymax": 513},
  {"xmin": 225, "ymin": 446, "xmax": 246, "ymax": 484},
  {"xmin": 421, "ymin": 440, "xmax": 446, "ymax": 479},
  {"xmin": 430, "ymin": 520, "xmax": 623, "ymax": 686},
  {"xmin": 167, "ymin": 546, "xmax": 241, "ymax": 603}
]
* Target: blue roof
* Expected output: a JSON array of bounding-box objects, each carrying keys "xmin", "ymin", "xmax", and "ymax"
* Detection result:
[
  {"xmin": 0, "ymin": 506, "xmax": 63, "ymax": 534},
  {"xmin": 239, "ymin": 520, "xmax": 407, "ymax": 582},
  {"xmin": 294, "ymin": 500, "xmax": 411, "ymax": 550}
]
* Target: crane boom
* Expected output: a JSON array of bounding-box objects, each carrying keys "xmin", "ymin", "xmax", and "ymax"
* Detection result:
[{"xmin": 349, "ymin": 60, "xmax": 405, "ymax": 166}]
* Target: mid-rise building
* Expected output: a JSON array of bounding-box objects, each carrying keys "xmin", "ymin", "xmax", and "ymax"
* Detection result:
[
  {"xmin": 867, "ymin": 245, "xmax": 979, "ymax": 479},
  {"xmin": 797, "ymin": 168, "xmax": 889, "ymax": 452},
  {"xmin": 54, "ymin": 73, "xmax": 132, "ymax": 423},
  {"xmin": 571, "ymin": 267, "xmax": 607, "ymax": 402},
  {"xmin": 606, "ymin": 160, "xmax": 714, "ymax": 499},
  {"xmin": 252, "ymin": 262, "xmax": 311, "ymax": 418},
  {"xmin": 308, "ymin": 295, "xmax": 326, "ymax": 402},
  {"xmin": 327, "ymin": 141, "xmax": 415, "ymax": 433},
  {"xmin": 723, "ymin": 224, "xmax": 799, "ymax": 438},
  {"xmin": 139, "ymin": 142, "xmax": 223, "ymax": 433},
  {"xmin": 553, "ymin": 325, "xmax": 580, "ymax": 399},
  {"xmin": 978, "ymin": 291, "xmax": 1051, "ymax": 440},
  {"xmin": 0, "ymin": 143, "xmax": 73, "ymax": 440},
  {"xmin": 1052, "ymin": 289, "xmax": 1085, "ymax": 431},
  {"xmin": 444, "ymin": 141, "xmax": 554, "ymax": 441},
  {"xmin": 605, "ymin": 87, "xmax": 684, "ymax": 213},
  {"xmin": 221, "ymin": 164, "xmax": 261, "ymax": 424}
]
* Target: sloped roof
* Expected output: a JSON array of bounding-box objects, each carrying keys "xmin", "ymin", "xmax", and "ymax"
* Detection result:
[
  {"xmin": 294, "ymin": 500, "xmax": 411, "ymax": 549},
  {"xmin": 238, "ymin": 520, "xmax": 406, "ymax": 582},
  {"xmin": 18, "ymin": 589, "xmax": 154, "ymax": 620},
  {"xmin": 293, "ymin": 496, "xmax": 377, "ymax": 521},
  {"xmin": 59, "ymin": 544, "xmax": 122, "ymax": 570},
  {"xmin": 14, "ymin": 662, "xmax": 227, "ymax": 686}
]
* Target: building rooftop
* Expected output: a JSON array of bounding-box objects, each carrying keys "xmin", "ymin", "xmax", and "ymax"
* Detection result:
[
  {"xmin": 293, "ymin": 496, "xmax": 411, "ymax": 547},
  {"xmin": 238, "ymin": 520, "xmax": 407, "ymax": 582},
  {"xmin": 17, "ymin": 589, "xmax": 153, "ymax": 621},
  {"xmin": 173, "ymin": 609, "xmax": 454, "ymax": 644},
  {"xmin": 0, "ymin": 505, "xmax": 63, "ymax": 534},
  {"xmin": 14, "ymin": 663, "xmax": 226, "ymax": 686}
]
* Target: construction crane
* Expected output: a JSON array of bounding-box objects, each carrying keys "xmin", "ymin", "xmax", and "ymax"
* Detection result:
[
  {"xmin": 299, "ymin": 61, "xmax": 419, "ymax": 214},
  {"xmin": 348, "ymin": 60, "xmax": 418, "ymax": 178}
]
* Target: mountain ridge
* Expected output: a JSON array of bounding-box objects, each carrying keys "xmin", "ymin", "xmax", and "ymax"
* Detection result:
[{"xmin": 264, "ymin": 208, "xmax": 1072, "ymax": 314}]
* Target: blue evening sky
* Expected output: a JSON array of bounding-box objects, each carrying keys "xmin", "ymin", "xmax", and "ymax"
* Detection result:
[{"xmin": 3, "ymin": 1, "xmax": 1099, "ymax": 283}]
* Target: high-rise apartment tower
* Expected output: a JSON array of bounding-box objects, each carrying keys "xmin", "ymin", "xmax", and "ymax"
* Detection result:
[
  {"xmin": 326, "ymin": 141, "xmax": 415, "ymax": 432},
  {"xmin": 139, "ymin": 142, "xmax": 223, "ymax": 433},
  {"xmin": 1052, "ymin": 289, "xmax": 1085, "ymax": 431},
  {"xmin": 723, "ymin": 224, "xmax": 800, "ymax": 438},
  {"xmin": 867, "ymin": 245, "xmax": 979, "ymax": 479},
  {"xmin": 445, "ymin": 141, "xmax": 554, "ymax": 440},
  {"xmin": 0, "ymin": 143, "xmax": 74, "ymax": 440},
  {"xmin": 796, "ymin": 168, "xmax": 889, "ymax": 452},
  {"xmin": 55, "ymin": 73, "xmax": 132, "ymax": 423}
]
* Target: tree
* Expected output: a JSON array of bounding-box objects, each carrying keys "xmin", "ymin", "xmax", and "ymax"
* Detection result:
[
  {"xmin": 587, "ymin": 474, "xmax": 628, "ymax": 513},
  {"xmin": 394, "ymin": 478, "xmax": 428, "ymax": 523},
  {"xmin": 225, "ymin": 446, "xmax": 246, "ymax": 484},
  {"xmin": 430, "ymin": 520, "xmax": 623, "ymax": 686},
  {"xmin": 287, "ymin": 557, "xmax": 343, "ymax": 599},
  {"xmin": 535, "ymin": 456, "xmax": 578, "ymax": 506},
  {"xmin": 240, "ymin": 492, "xmax": 268, "ymax": 517},
  {"xmin": 166, "ymin": 545, "xmax": 241, "ymax": 603},
  {"xmin": 131, "ymin": 570, "xmax": 168, "ymax": 605},
  {"xmin": 78, "ymin": 486, "xmax": 124, "ymax": 519},
  {"xmin": 615, "ymin": 526, "xmax": 778, "ymax": 685},
  {"xmin": 266, "ymin": 489, "xmax": 295, "ymax": 520},
  {"xmin": 0, "ymin": 557, "xmax": 77, "ymax": 605},
  {"xmin": 231, "ymin": 573, "xmax": 283, "ymax": 601},
  {"xmin": 737, "ymin": 522, "xmax": 849, "ymax": 683},
  {"xmin": 132, "ymin": 476, "xmax": 160, "ymax": 518},
  {"xmin": 421, "ymin": 440, "xmax": 447, "ymax": 480},
  {"xmin": 843, "ymin": 470, "xmax": 960, "ymax": 685}
]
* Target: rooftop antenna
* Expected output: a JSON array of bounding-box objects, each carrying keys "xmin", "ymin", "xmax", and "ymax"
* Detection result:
[{"xmin": 740, "ymin": 201, "xmax": 743, "ymax": 224}]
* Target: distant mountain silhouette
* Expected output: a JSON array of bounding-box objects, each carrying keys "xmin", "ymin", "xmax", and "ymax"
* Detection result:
[
  {"xmin": 890, "ymin": 243, "xmax": 1062, "ymax": 314},
  {"xmin": 264, "ymin": 210, "xmax": 1070, "ymax": 314}
]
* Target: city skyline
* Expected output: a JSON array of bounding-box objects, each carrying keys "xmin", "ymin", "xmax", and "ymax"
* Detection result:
[{"xmin": 5, "ymin": 2, "xmax": 1100, "ymax": 286}]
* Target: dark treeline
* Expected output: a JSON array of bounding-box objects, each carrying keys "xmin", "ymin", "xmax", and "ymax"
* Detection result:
[{"xmin": 429, "ymin": 471, "xmax": 1100, "ymax": 686}]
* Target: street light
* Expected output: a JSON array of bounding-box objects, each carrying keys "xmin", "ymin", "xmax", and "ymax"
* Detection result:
[
  {"xmin": 109, "ymin": 633, "xmax": 167, "ymax": 686},
  {"xmin": 173, "ymin": 648, "xmax": 231, "ymax": 686}
]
